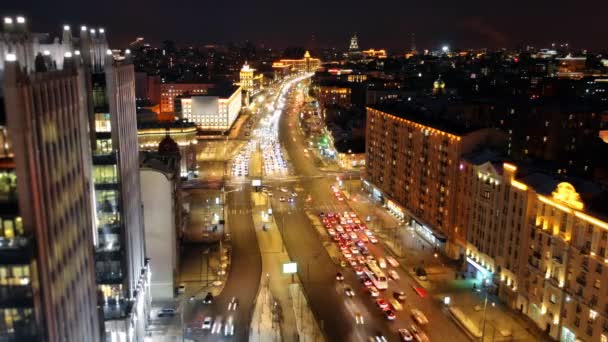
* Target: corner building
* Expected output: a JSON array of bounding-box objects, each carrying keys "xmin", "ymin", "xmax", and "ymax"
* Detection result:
[
  {"xmin": 458, "ymin": 158, "xmax": 608, "ymax": 342},
  {"xmin": 365, "ymin": 104, "xmax": 503, "ymax": 257}
]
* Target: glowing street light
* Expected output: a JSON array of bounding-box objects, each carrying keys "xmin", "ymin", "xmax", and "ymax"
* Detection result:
[{"xmin": 442, "ymin": 45, "xmax": 449, "ymax": 53}]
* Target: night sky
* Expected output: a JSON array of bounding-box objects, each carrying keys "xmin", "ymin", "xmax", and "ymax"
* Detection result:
[{"xmin": 3, "ymin": 0, "xmax": 607, "ymax": 51}]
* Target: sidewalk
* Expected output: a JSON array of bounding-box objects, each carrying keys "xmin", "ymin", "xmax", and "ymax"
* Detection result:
[
  {"xmin": 250, "ymin": 192, "xmax": 323, "ymax": 342},
  {"xmin": 249, "ymin": 281, "xmax": 281, "ymax": 342}
]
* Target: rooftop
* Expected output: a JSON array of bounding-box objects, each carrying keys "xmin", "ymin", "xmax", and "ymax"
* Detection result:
[{"xmin": 368, "ymin": 100, "xmax": 485, "ymax": 136}]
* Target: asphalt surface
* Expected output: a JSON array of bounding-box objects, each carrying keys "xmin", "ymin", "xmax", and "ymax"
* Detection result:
[
  {"xmin": 183, "ymin": 185, "xmax": 262, "ymax": 341},
  {"xmin": 272, "ymin": 79, "xmax": 470, "ymax": 342}
]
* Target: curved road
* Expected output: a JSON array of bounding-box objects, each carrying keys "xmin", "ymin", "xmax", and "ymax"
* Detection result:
[{"xmin": 183, "ymin": 185, "xmax": 262, "ymax": 341}]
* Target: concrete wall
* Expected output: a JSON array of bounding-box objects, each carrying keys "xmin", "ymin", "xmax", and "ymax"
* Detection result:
[{"xmin": 140, "ymin": 170, "xmax": 176, "ymax": 300}]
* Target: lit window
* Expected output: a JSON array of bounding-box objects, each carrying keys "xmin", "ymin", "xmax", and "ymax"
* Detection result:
[{"xmin": 590, "ymin": 309, "xmax": 598, "ymax": 320}]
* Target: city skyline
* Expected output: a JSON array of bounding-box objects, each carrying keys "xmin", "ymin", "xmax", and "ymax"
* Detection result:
[{"xmin": 2, "ymin": 1, "xmax": 608, "ymax": 51}]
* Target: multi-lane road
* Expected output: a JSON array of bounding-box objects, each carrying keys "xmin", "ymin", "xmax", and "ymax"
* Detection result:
[
  {"xmin": 180, "ymin": 74, "xmax": 470, "ymax": 342},
  {"xmin": 271, "ymin": 77, "xmax": 470, "ymax": 341}
]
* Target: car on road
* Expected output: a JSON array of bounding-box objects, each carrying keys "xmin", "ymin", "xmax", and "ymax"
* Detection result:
[
  {"xmin": 398, "ymin": 328, "xmax": 414, "ymax": 341},
  {"xmin": 414, "ymin": 331, "xmax": 430, "ymax": 342},
  {"xmin": 279, "ymin": 197, "xmax": 286, "ymax": 202},
  {"xmin": 394, "ymin": 291, "xmax": 407, "ymax": 302},
  {"xmin": 335, "ymin": 225, "xmax": 344, "ymax": 233},
  {"xmin": 377, "ymin": 257, "xmax": 387, "ymax": 269},
  {"xmin": 350, "ymin": 246, "xmax": 359, "ymax": 254},
  {"xmin": 355, "ymin": 312, "xmax": 364, "ymax": 325},
  {"xmin": 384, "ymin": 309, "xmax": 396, "ymax": 320},
  {"xmin": 388, "ymin": 269, "xmax": 400, "ymax": 280},
  {"xmin": 280, "ymin": 187, "xmax": 288, "ymax": 193},
  {"xmin": 202, "ymin": 316, "xmax": 213, "ymax": 330},
  {"xmin": 336, "ymin": 272, "xmax": 344, "ymax": 281},
  {"xmin": 369, "ymin": 236, "xmax": 379, "ymax": 244},
  {"xmin": 211, "ymin": 316, "xmax": 223, "ymax": 334},
  {"xmin": 291, "ymin": 191, "xmax": 297, "ymax": 197},
  {"xmin": 227, "ymin": 297, "xmax": 238, "ymax": 311},
  {"xmin": 344, "ymin": 287, "xmax": 355, "ymax": 297},
  {"xmin": 177, "ymin": 283, "xmax": 186, "ymax": 294},
  {"xmin": 349, "ymin": 232, "xmax": 358, "ymax": 240},
  {"xmin": 204, "ymin": 292, "xmax": 213, "ymax": 304},
  {"xmin": 389, "ymin": 298, "xmax": 403, "ymax": 311},
  {"xmin": 413, "ymin": 286, "xmax": 428, "ymax": 298},
  {"xmin": 372, "ymin": 332, "xmax": 388, "ymax": 342},
  {"xmin": 224, "ymin": 316, "xmax": 234, "ymax": 336},
  {"xmin": 358, "ymin": 234, "xmax": 369, "ymax": 243},
  {"xmin": 368, "ymin": 286, "xmax": 379, "ymax": 297},
  {"xmin": 327, "ymin": 228, "xmax": 336, "ymax": 236},
  {"xmin": 386, "ymin": 256, "xmax": 400, "ymax": 267},
  {"xmin": 411, "ymin": 308, "xmax": 429, "ymax": 325},
  {"xmin": 375, "ymin": 298, "xmax": 389, "ymax": 310},
  {"xmin": 354, "ymin": 266, "xmax": 364, "ymax": 275},
  {"xmin": 157, "ymin": 308, "xmax": 176, "ymax": 317}
]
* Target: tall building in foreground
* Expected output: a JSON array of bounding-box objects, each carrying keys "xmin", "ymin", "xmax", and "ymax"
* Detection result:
[
  {"xmin": 90, "ymin": 47, "xmax": 150, "ymax": 341},
  {"xmin": 0, "ymin": 16, "xmax": 100, "ymax": 342}
]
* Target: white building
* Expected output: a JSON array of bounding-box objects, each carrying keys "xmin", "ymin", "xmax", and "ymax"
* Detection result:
[
  {"xmin": 179, "ymin": 85, "xmax": 242, "ymax": 132},
  {"xmin": 140, "ymin": 148, "xmax": 182, "ymax": 300}
]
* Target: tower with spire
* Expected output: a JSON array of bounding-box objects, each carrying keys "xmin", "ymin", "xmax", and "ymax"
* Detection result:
[{"xmin": 348, "ymin": 33, "xmax": 362, "ymax": 60}]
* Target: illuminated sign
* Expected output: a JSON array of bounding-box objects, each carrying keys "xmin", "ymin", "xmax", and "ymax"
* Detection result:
[
  {"xmin": 251, "ymin": 179, "xmax": 261, "ymax": 187},
  {"xmin": 282, "ymin": 263, "xmax": 297, "ymax": 274},
  {"xmin": 552, "ymin": 182, "xmax": 584, "ymax": 210}
]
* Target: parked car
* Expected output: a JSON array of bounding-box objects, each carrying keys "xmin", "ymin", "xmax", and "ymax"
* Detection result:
[
  {"xmin": 158, "ymin": 308, "xmax": 176, "ymax": 317},
  {"xmin": 394, "ymin": 291, "xmax": 407, "ymax": 302},
  {"xmin": 202, "ymin": 316, "xmax": 213, "ymax": 330}
]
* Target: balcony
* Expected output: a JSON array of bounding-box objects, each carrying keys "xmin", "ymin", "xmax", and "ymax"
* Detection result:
[
  {"xmin": 102, "ymin": 297, "xmax": 133, "ymax": 320},
  {"xmin": 552, "ymin": 254, "xmax": 563, "ymax": 264},
  {"xmin": 0, "ymin": 236, "xmax": 34, "ymax": 265},
  {"xmin": 96, "ymin": 269, "xmax": 123, "ymax": 284},
  {"xmin": 0, "ymin": 285, "xmax": 33, "ymax": 308},
  {"xmin": 0, "ymin": 319, "xmax": 39, "ymax": 342},
  {"xmin": 528, "ymin": 256, "xmax": 540, "ymax": 269},
  {"xmin": 576, "ymin": 276, "xmax": 587, "ymax": 286}
]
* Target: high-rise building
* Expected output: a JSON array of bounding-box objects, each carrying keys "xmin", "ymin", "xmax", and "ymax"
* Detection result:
[
  {"xmin": 90, "ymin": 48, "xmax": 150, "ymax": 341},
  {"xmin": 364, "ymin": 103, "xmax": 504, "ymax": 257},
  {"xmin": 0, "ymin": 16, "xmax": 100, "ymax": 342}
]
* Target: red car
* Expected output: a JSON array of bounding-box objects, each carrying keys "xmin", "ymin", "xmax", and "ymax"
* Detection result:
[
  {"xmin": 384, "ymin": 309, "xmax": 396, "ymax": 320},
  {"xmin": 413, "ymin": 287, "xmax": 428, "ymax": 298},
  {"xmin": 376, "ymin": 298, "xmax": 389, "ymax": 310}
]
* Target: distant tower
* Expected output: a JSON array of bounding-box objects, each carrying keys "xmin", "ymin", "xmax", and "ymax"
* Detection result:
[
  {"xmin": 348, "ymin": 33, "xmax": 362, "ymax": 60},
  {"xmin": 240, "ymin": 62, "xmax": 254, "ymax": 105},
  {"xmin": 410, "ymin": 33, "xmax": 417, "ymax": 54}
]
